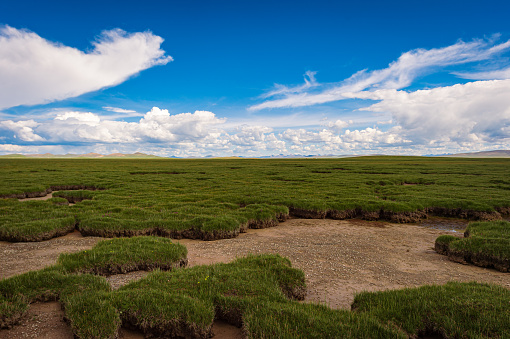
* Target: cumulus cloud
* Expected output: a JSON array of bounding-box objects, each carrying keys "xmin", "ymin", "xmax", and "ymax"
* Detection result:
[
  {"xmin": 348, "ymin": 79, "xmax": 510, "ymax": 143},
  {"xmin": 0, "ymin": 119, "xmax": 44, "ymax": 141},
  {"xmin": 326, "ymin": 119, "xmax": 349, "ymax": 132},
  {"xmin": 2, "ymin": 100, "xmax": 509, "ymax": 157},
  {"xmin": 250, "ymin": 37, "xmax": 510, "ymax": 110},
  {"xmin": 0, "ymin": 26, "xmax": 172, "ymax": 110},
  {"xmin": 1, "ymin": 107, "xmax": 226, "ymax": 145}
]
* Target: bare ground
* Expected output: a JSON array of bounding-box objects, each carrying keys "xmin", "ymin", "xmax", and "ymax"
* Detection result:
[{"xmin": 1, "ymin": 218, "xmax": 509, "ymax": 338}]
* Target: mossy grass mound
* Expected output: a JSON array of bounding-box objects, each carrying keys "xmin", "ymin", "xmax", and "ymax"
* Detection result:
[
  {"xmin": 57, "ymin": 236, "xmax": 188, "ymax": 275},
  {"xmin": 0, "ymin": 236, "xmax": 187, "ymax": 334},
  {"xmin": 0, "ymin": 268, "xmax": 111, "ymax": 329},
  {"xmin": 353, "ymin": 281, "xmax": 510, "ymax": 338},
  {"xmin": 435, "ymin": 220, "xmax": 510, "ymax": 272}
]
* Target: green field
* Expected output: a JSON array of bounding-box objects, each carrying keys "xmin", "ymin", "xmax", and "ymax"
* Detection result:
[
  {"xmin": 1, "ymin": 157, "xmax": 510, "ymax": 338},
  {"xmin": 1, "ymin": 156, "xmax": 509, "ymax": 242}
]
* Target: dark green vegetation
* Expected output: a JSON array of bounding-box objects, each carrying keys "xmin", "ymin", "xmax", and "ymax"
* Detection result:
[
  {"xmin": 2, "ymin": 238, "xmax": 509, "ymax": 338},
  {"xmin": 1, "ymin": 157, "xmax": 510, "ymax": 242},
  {"xmin": 435, "ymin": 220, "xmax": 510, "ymax": 272}
]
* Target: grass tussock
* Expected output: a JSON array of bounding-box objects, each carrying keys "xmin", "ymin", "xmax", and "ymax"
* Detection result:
[
  {"xmin": 0, "ymin": 236, "xmax": 186, "ymax": 334},
  {"xmin": 353, "ymin": 281, "xmax": 510, "ymax": 338},
  {"xmin": 435, "ymin": 220, "xmax": 510, "ymax": 272},
  {"xmin": 57, "ymin": 236, "xmax": 188, "ymax": 275}
]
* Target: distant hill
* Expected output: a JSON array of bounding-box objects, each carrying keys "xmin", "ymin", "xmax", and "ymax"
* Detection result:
[
  {"xmin": 0, "ymin": 152, "xmax": 162, "ymax": 159},
  {"xmin": 441, "ymin": 150, "xmax": 510, "ymax": 158}
]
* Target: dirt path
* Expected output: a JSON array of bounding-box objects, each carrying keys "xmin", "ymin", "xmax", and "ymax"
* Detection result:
[
  {"xmin": 17, "ymin": 192, "xmax": 54, "ymax": 201},
  {"xmin": 0, "ymin": 231, "xmax": 101, "ymax": 280},
  {"xmin": 1, "ymin": 218, "xmax": 509, "ymax": 338}
]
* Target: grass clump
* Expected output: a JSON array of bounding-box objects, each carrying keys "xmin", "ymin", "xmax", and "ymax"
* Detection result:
[
  {"xmin": 116, "ymin": 254, "xmax": 403, "ymax": 338},
  {"xmin": 63, "ymin": 291, "xmax": 121, "ymax": 339},
  {"xmin": 243, "ymin": 301, "xmax": 404, "ymax": 338},
  {"xmin": 2, "ymin": 249, "xmax": 510, "ymax": 338},
  {"xmin": 0, "ymin": 236, "xmax": 188, "ymax": 336},
  {"xmin": 353, "ymin": 281, "xmax": 510, "ymax": 339},
  {"xmin": 111, "ymin": 290, "xmax": 213, "ymax": 338},
  {"xmin": 58, "ymin": 236, "xmax": 188, "ymax": 275},
  {"xmin": 0, "ymin": 268, "xmax": 111, "ymax": 330},
  {"xmin": 435, "ymin": 220, "xmax": 510, "ymax": 272}
]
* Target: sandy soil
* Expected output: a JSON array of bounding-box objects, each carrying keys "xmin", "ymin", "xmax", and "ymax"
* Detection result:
[
  {"xmin": 1, "ymin": 218, "xmax": 509, "ymax": 338},
  {"xmin": 17, "ymin": 193, "xmax": 54, "ymax": 202}
]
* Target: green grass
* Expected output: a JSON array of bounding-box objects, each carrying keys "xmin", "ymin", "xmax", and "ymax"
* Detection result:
[
  {"xmin": 435, "ymin": 220, "xmax": 510, "ymax": 272},
  {"xmin": 0, "ymin": 236, "xmax": 187, "ymax": 333},
  {"xmin": 57, "ymin": 236, "xmax": 188, "ymax": 275},
  {"xmin": 53, "ymin": 190, "xmax": 95, "ymax": 203},
  {"xmin": 1, "ymin": 157, "xmax": 509, "ymax": 241},
  {"xmin": 2, "ymin": 248, "xmax": 509, "ymax": 338},
  {"xmin": 1, "ymin": 157, "xmax": 509, "ymax": 336},
  {"xmin": 353, "ymin": 281, "xmax": 510, "ymax": 338}
]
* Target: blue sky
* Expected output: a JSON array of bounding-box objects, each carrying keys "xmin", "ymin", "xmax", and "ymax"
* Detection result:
[{"xmin": 1, "ymin": 0, "xmax": 510, "ymax": 156}]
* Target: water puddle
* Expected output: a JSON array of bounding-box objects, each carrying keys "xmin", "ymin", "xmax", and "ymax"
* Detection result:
[{"xmin": 417, "ymin": 217, "xmax": 468, "ymax": 233}]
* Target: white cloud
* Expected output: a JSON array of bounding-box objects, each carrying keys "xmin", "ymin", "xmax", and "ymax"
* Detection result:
[
  {"xmin": 2, "ymin": 99, "xmax": 509, "ymax": 157},
  {"xmin": 2, "ymin": 107, "xmax": 226, "ymax": 144},
  {"xmin": 456, "ymin": 66, "xmax": 510, "ymax": 80},
  {"xmin": 139, "ymin": 107, "xmax": 226, "ymax": 141},
  {"xmin": 260, "ymin": 71, "xmax": 318, "ymax": 99},
  {"xmin": 0, "ymin": 144, "xmax": 67, "ymax": 154},
  {"xmin": 348, "ymin": 79, "xmax": 510, "ymax": 143},
  {"xmin": 0, "ymin": 119, "xmax": 44, "ymax": 141},
  {"xmin": 250, "ymin": 37, "xmax": 510, "ymax": 110},
  {"xmin": 55, "ymin": 112, "xmax": 102, "ymax": 124},
  {"xmin": 103, "ymin": 106, "xmax": 137, "ymax": 114},
  {"xmin": 342, "ymin": 126, "xmax": 407, "ymax": 145},
  {"xmin": 281, "ymin": 128, "xmax": 342, "ymax": 145},
  {"xmin": 0, "ymin": 26, "xmax": 172, "ymax": 110},
  {"xmin": 326, "ymin": 119, "xmax": 349, "ymax": 132}
]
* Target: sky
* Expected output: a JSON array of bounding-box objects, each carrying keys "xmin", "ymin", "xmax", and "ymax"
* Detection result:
[{"xmin": 1, "ymin": 0, "xmax": 510, "ymax": 157}]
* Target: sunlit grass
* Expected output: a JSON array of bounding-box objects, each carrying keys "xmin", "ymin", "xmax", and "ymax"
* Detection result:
[{"xmin": 1, "ymin": 157, "xmax": 509, "ymax": 241}]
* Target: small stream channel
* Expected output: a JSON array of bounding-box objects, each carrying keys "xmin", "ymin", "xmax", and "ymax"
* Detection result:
[{"xmin": 416, "ymin": 217, "xmax": 469, "ymax": 233}]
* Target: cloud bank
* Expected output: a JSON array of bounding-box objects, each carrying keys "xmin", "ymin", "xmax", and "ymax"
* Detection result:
[
  {"xmin": 349, "ymin": 79, "xmax": 510, "ymax": 144},
  {"xmin": 0, "ymin": 26, "xmax": 172, "ymax": 110},
  {"xmin": 2, "ymin": 92, "xmax": 510, "ymax": 157}
]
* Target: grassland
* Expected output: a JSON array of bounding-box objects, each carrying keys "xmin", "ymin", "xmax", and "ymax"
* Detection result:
[
  {"xmin": 435, "ymin": 220, "xmax": 510, "ymax": 272},
  {"xmin": 1, "ymin": 156, "xmax": 510, "ymax": 242},
  {"xmin": 1, "ymin": 157, "xmax": 510, "ymax": 337}
]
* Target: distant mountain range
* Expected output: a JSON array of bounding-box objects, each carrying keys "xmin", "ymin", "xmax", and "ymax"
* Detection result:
[
  {"xmin": 1, "ymin": 150, "xmax": 509, "ymax": 159},
  {"xmin": 0, "ymin": 152, "xmax": 161, "ymax": 159},
  {"xmin": 440, "ymin": 150, "xmax": 510, "ymax": 158}
]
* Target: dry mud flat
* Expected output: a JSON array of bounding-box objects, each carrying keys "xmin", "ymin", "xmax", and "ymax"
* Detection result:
[{"xmin": 1, "ymin": 218, "xmax": 509, "ymax": 338}]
